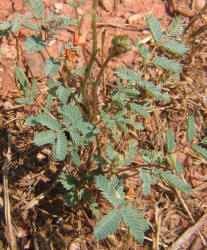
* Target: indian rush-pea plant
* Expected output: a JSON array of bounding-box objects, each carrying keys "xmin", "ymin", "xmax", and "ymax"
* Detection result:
[{"xmin": 1, "ymin": 0, "xmax": 205, "ymax": 243}]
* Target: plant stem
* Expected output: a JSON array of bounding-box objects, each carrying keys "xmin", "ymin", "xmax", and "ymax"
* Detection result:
[
  {"xmin": 101, "ymin": 30, "xmax": 107, "ymax": 102},
  {"xmin": 82, "ymin": 9, "xmax": 98, "ymax": 117},
  {"xmin": 92, "ymin": 52, "xmax": 117, "ymax": 122},
  {"xmin": 92, "ymin": 0, "xmax": 99, "ymax": 9}
]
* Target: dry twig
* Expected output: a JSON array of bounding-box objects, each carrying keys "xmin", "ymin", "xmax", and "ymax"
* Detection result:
[
  {"xmin": 169, "ymin": 212, "xmax": 207, "ymax": 249},
  {"xmin": 3, "ymin": 133, "xmax": 18, "ymax": 250}
]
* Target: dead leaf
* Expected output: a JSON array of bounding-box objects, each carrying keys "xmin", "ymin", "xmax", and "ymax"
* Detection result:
[{"xmin": 128, "ymin": 12, "xmax": 151, "ymax": 24}]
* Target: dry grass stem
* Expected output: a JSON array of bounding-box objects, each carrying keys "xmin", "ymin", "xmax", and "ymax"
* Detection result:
[{"xmin": 169, "ymin": 212, "xmax": 207, "ymax": 249}]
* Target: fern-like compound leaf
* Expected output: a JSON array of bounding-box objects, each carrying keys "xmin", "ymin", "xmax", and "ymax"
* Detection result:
[
  {"xmin": 95, "ymin": 175, "xmax": 125, "ymax": 208},
  {"xmin": 25, "ymin": 0, "xmax": 44, "ymax": 18},
  {"xmin": 130, "ymin": 102, "xmax": 148, "ymax": 117},
  {"xmin": 10, "ymin": 13, "xmax": 22, "ymax": 32},
  {"xmin": 120, "ymin": 206, "xmax": 149, "ymax": 242},
  {"xmin": 162, "ymin": 40, "xmax": 188, "ymax": 57},
  {"xmin": 166, "ymin": 130, "xmax": 174, "ymax": 153},
  {"xmin": 24, "ymin": 35, "xmax": 46, "ymax": 52},
  {"xmin": 47, "ymin": 79, "xmax": 62, "ymax": 88},
  {"xmin": 123, "ymin": 88, "xmax": 140, "ymax": 95},
  {"xmin": 94, "ymin": 209, "xmax": 121, "ymax": 240},
  {"xmin": 29, "ymin": 81, "xmax": 37, "ymax": 103},
  {"xmin": 191, "ymin": 144, "xmax": 207, "ymax": 161},
  {"xmin": 71, "ymin": 151, "xmax": 81, "ymax": 167},
  {"xmin": 187, "ymin": 115, "xmax": 195, "ymax": 143},
  {"xmin": 175, "ymin": 158, "xmax": 184, "ymax": 175},
  {"xmin": 138, "ymin": 80, "xmax": 170, "ymax": 101},
  {"xmin": 139, "ymin": 169, "xmax": 152, "ymax": 195},
  {"xmin": 45, "ymin": 57, "xmax": 61, "ymax": 77},
  {"xmin": 113, "ymin": 109, "xmax": 127, "ymax": 120},
  {"xmin": 166, "ymin": 16, "xmax": 187, "ymax": 38},
  {"xmin": 141, "ymin": 150, "xmax": 152, "ymax": 164},
  {"xmin": 14, "ymin": 67, "xmax": 28, "ymax": 96},
  {"xmin": 166, "ymin": 154, "xmax": 176, "ymax": 169},
  {"xmin": 59, "ymin": 172, "xmax": 79, "ymax": 191},
  {"xmin": 22, "ymin": 21, "xmax": 40, "ymax": 32},
  {"xmin": 33, "ymin": 130, "xmax": 56, "ymax": 146},
  {"xmin": 79, "ymin": 0, "xmax": 88, "ymax": 5},
  {"xmin": 62, "ymin": 103, "xmax": 82, "ymax": 123},
  {"xmin": 105, "ymin": 142, "xmax": 118, "ymax": 162},
  {"xmin": 0, "ymin": 21, "xmax": 11, "ymax": 30},
  {"xmin": 117, "ymin": 121, "xmax": 127, "ymax": 134},
  {"xmin": 124, "ymin": 140, "xmax": 138, "ymax": 165},
  {"xmin": 161, "ymin": 171, "xmax": 193, "ymax": 193},
  {"xmin": 145, "ymin": 14, "xmax": 162, "ymax": 43},
  {"xmin": 15, "ymin": 98, "xmax": 30, "ymax": 104},
  {"xmin": 69, "ymin": 125, "xmax": 83, "ymax": 145},
  {"xmin": 12, "ymin": 22, "xmax": 22, "ymax": 33},
  {"xmin": 36, "ymin": 114, "xmax": 61, "ymax": 131},
  {"xmin": 67, "ymin": 1, "xmax": 77, "ymax": 7},
  {"xmin": 138, "ymin": 43, "xmax": 149, "ymax": 61},
  {"xmin": 56, "ymin": 132, "xmax": 67, "ymax": 161},
  {"xmin": 201, "ymin": 137, "xmax": 207, "ymax": 144},
  {"xmin": 25, "ymin": 116, "xmax": 39, "ymax": 126},
  {"xmin": 44, "ymin": 94, "xmax": 53, "ymax": 113},
  {"xmin": 152, "ymin": 57, "xmax": 182, "ymax": 73},
  {"xmin": 55, "ymin": 86, "xmax": 71, "ymax": 104}
]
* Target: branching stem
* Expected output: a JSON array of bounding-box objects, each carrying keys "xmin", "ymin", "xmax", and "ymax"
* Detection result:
[{"xmin": 92, "ymin": 52, "xmax": 118, "ymax": 122}]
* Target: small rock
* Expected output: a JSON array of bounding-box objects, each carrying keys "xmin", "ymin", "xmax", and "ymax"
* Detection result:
[
  {"xmin": 35, "ymin": 152, "xmax": 48, "ymax": 166},
  {"xmin": 25, "ymin": 53, "xmax": 45, "ymax": 79},
  {"xmin": 55, "ymin": 2, "xmax": 63, "ymax": 14},
  {"xmin": 76, "ymin": 7, "xmax": 83, "ymax": 16},
  {"xmin": 3, "ymin": 101, "xmax": 13, "ymax": 110}
]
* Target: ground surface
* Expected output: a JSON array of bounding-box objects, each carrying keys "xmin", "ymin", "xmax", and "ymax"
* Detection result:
[{"xmin": 0, "ymin": 0, "xmax": 207, "ymax": 249}]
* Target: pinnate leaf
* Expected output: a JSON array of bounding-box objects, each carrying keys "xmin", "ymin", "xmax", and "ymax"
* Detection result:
[
  {"xmin": 95, "ymin": 175, "xmax": 125, "ymax": 208},
  {"xmin": 166, "ymin": 130, "xmax": 174, "ymax": 153},
  {"xmin": 145, "ymin": 14, "xmax": 162, "ymax": 43},
  {"xmin": 94, "ymin": 209, "xmax": 121, "ymax": 240},
  {"xmin": 152, "ymin": 57, "xmax": 182, "ymax": 73},
  {"xmin": 187, "ymin": 115, "xmax": 195, "ymax": 143},
  {"xmin": 120, "ymin": 206, "xmax": 149, "ymax": 242},
  {"xmin": 161, "ymin": 171, "xmax": 193, "ymax": 193},
  {"xmin": 24, "ymin": 35, "xmax": 46, "ymax": 52},
  {"xmin": 130, "ymin": 102, "xmax": 148, "ymax": 117},
  {"xmin": 33, "ymin": 130, "xmax": 56, "ymax": 146},
  {"xmin": 37, "ymin": 114, "xmax": 61, "ymax": 131},
  {"xmin": 55, "ymin": 86, "xmax": 71, "ymax": 104},
  {"xmin": 191, "ymin": 144, "xmax": 207, "ymax": 160},
  {"xmin": 14, "ymin": 67, "xmax": 28, "ymax": 96},
  {"xmin": 56, "ymin": 132, "xmax": 67, "ymax": 161},
  {"xmin": 59, "ymin": 172, "xmax": 79, "ymax": 191},
  {"xmin": 162, "ymin": 40, "xmax": 188, "ymax": 57},
  {"xmin": 45, "ymin": 57, "xmax": 61, "ymax": 77},
  {"xmin": 71, "ymin": 151, "xmax": 81, "ymax": 167}
]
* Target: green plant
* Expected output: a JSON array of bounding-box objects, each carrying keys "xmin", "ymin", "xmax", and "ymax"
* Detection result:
[
  {"xmin": 94, "ymin": 175, "xmax": 149, "ymax": 242},
  {"xmin": 187, "ymin": 115, "xmax": 207, "ymax": 161},
  {"xmin": 0, "ymin": 0, "xmax": 195, "ymax": 243}
]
